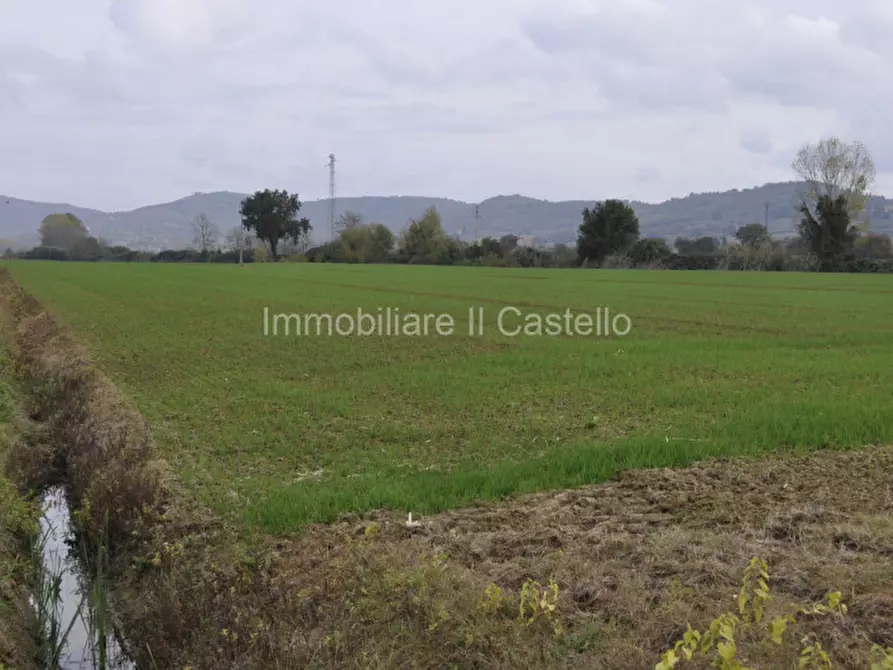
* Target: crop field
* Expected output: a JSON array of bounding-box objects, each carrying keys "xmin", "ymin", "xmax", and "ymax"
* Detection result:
[{"xmin": 4, "ymin": 261, "xmax": 893, "ymax": 535}]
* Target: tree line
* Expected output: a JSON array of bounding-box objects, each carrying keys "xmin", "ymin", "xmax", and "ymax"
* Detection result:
[{"xmin": 5, "ymin": 137, "xmax": 892, "ymax": 272}]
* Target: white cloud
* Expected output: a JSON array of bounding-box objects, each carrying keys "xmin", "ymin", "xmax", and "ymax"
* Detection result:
[
  {"xmin": 0, "ymin": 0, "xmax": 891, "ymax": 210},
  {"xmin": 108, "ymin": 0, "xmax": 249, "ymax": 50}
]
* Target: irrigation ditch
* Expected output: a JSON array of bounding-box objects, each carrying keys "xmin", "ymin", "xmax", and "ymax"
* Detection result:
[
  {"xmin": 33, "ymin": 486, "xmax": 134, "ymax": 669},
  {"xmin": 0, "ymin": 277, "xmax": 136, "ymax": 668},
  {"xmin": 0, "ymin": 268, "xmax": 304, "ymax": 669}
]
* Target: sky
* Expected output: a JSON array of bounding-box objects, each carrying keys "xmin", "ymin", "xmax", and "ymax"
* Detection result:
[{"xmin": 1, "ymin": 0, "xmax": 892, "ymax": 212}]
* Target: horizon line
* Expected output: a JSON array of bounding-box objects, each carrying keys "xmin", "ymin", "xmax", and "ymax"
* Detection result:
[{"xmin": 2, "ymin": 179, "xmax": 831, "ymax": 216}]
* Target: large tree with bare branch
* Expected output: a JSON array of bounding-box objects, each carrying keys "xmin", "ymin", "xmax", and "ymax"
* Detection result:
[
  {"xmin": 192, "ymin": 213, "xmax": 220, "ymax": 256},
  {"xmin": 792, "ymin": 137, "xmax": 876, "ymax": 271}
]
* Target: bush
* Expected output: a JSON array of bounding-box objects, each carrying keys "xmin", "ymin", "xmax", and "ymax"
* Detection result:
[
  {"xmin": 628, "ymin": 238, "xmax": 672, "ymax": 267},
  {"xmin": 601, "ymin": 254, "xmax": 634, "ymax": 269},
  {"xmin": 306, "ymin": 242, "xmax": 351, "ymax": 263},
  {"xmin": 483, "ymin": 253, "xmax": 505, "ymax": 267},
  {"xmin": 20, "ymin": 246, "xmax": 69, "ymax": 261},
  {"xmin": 663, "ymin": 254, "xmax": 722, "ymax": 270},
  {"xmin": 847, "ymin": 258, "xmax": 893, "ymax": 273}
]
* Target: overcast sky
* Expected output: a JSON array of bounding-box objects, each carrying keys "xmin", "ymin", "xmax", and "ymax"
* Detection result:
[{"xmin": 1, "ymin": 0, "xmax": 892, "ymax": 212}]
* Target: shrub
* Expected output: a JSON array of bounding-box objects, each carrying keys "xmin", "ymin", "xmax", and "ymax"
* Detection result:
[
  {"xmin": 663, "ymin": 254, "xmax": 721, "ymax": 270},
  {"xmin": 656, "ymin": 556, "xmax": 893, "ymax": 669},
  {"xmin": 483, "ymin": 253, "xmax": 505, "ymax": 267},
  {"xmin": 601, "ymin": 254, "xmax": 634, "ymax": 269},
  {"xmin": 628, "ymin": 238, "xmax": 672, "ymax": 267}
]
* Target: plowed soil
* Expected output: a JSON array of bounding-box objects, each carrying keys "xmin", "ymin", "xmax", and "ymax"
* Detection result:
[{"xmin": 278, "ymin": 445, "xmax": 893, "ymax": 668}]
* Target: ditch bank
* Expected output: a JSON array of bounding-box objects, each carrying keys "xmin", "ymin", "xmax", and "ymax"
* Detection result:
[
  {"xmin": 0, "ymin": 348, "xmax": 40, "ymax": 669},
  {"xmin": 3, "ymin": 301, "xmax": 135, "ymax": 669},
  {"xmin": 0, "ymin": 268, "xmax": 301, "ymax": 669}
]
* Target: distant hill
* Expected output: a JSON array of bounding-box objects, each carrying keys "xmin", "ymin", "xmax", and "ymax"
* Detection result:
[{"xmin": 2, "ymin": 182, "xmax": 891, "ymax": 251}]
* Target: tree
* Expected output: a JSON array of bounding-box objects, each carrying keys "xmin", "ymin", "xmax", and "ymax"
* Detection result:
[
  {"xmin": 793, "ymin": 137, "xmax": 876, "ymax": 225},
  {"xmin": 499, "ymin": 235, "xmax": 519, "ymax": 256},
  {"xmin": 397, "ymin": 207, "xmax": 450, "ymax": 263},
  {"xmin": 224, "ymin": 225, "xmax": 253, "ymax": 265},
  {"xmin": 192, "ymin": 213, "xmax": 220, "ymax": 255},
  {"xmin": 340, "ymin": 226, "xmax": 368, "ymax": 262},
  {"xmin": 340, "ymin": 223, "xmax": 395, "ymax": 262},
  {"xmin": 792, "ymin": 137, "xmax": 876, "ymax": 269},
  {"xmin": 853, "ymin": 233, "xmax": 893, "ymax": 260},
  {"xmin": 675, "ymin": 236, "xmax": 718, "ymax": 255},
  {"xmin": 224, "ymin": 225, "xmax": 252, "ymax": 252},
  {"xmin": 508, "ymin": 245, "xmax": 544, "ymax": 268},
  {"xmin": 68, "ymin": 236, "xmax": 104, "ymax": 261},
  {"xmin": 366, "ymin": 223, "xmax": 395, "ymax": 262},
  {"xmin": 39, "ymin": 213, "xmax": 89, "ymax": 250},
  {"xmin": 550, "ymin": 243, "xmax": 577, "ymax": 268},
  {"xmin": 735, "ymin": 223, "xmax": 771, "ymax": 247},
  {"xmin": 628, "ymin": 237, "xmax": 671, "ymax": 266},
  {"xmin": 279, "ymin": 234, "xmax": 311, "ymax": 257},
  {"xmin": 798, "ymin": 195, "xmax": 857, "ymax": 271},
  {"xmin": 577, "ymin": 200, "xmax": 640, "ymax": 265},
  {"xmin": 239, "ymin": 189, "xmax": 312, "ymax": 261},
  {"xmin": 467, "ymin": 237, "xmax": 502, "ymax": 262},
  {"xmin": 335, "ymin": 211, "xmax": 363, "ymax": 234}
]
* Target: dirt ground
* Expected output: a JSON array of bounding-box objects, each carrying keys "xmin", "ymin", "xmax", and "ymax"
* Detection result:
[{"xmin": 276, "ymin": 445, "xmax": 893, "ymax": 668}]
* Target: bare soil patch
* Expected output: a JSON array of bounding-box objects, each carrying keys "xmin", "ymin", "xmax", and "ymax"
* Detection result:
[{"xmin": 276, "ymin": 445, "xmax": 893, "ymax": 668}]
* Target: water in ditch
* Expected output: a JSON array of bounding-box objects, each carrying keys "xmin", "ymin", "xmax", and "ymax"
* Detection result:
[{"xmin": 35, "ymin": 486, "xmax": 135, "ymax": 670}]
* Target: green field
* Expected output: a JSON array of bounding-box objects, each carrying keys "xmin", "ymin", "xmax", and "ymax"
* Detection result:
[{"xmin": 5, "ymin": 261, "xmax": 893, "ymax": 533}]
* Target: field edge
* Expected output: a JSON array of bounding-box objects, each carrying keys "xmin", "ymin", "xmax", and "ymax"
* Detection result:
[
  {"xmin": 0, "ymin": 268, "xmax": 307, "ymax": 669},
  {"xmin": 0, "ymin": 338, "xmax": 40, "ymax": 669}
]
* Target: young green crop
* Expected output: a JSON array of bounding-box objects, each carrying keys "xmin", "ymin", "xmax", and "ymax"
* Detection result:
[{"xmin": 5, "ymin": 261, "xmax": 893, "ymax": 532}]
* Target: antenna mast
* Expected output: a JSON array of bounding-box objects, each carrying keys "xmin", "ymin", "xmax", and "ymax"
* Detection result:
[{"xmin": 328, "ymin": 153, "xmax": 336, "ymax": 240}]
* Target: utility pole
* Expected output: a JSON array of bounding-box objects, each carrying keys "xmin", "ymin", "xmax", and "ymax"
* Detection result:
[
  {"xmin": 238, "ymin": 225, "xmax": 243, "ymax": 266},
  {"xmin": 764, "ymin": 201, "xmax": 769, "ymax": 229},
  {"xmin": 474, "ymin": 204, "xmax": 480, "ymax": 243},
  {"xmin": 328, "ymin": 153, "xmax": 336, "ymax": 241}
]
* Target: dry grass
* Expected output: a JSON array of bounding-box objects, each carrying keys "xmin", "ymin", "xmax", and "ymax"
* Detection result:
[
  {"xmin": 0, "ymin": 317, "xmax": 40, "ymax": 669},
  {"xmin": 0, "ymin": 268, "xmax": 294, "ymax": 669},
  {"xmin": 2, "ymin": 286, "xmax": 164, "ymax": 546},
  {"xmin": 271, "ymin": 445, "xmax": 893, "ymax": 668}
]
